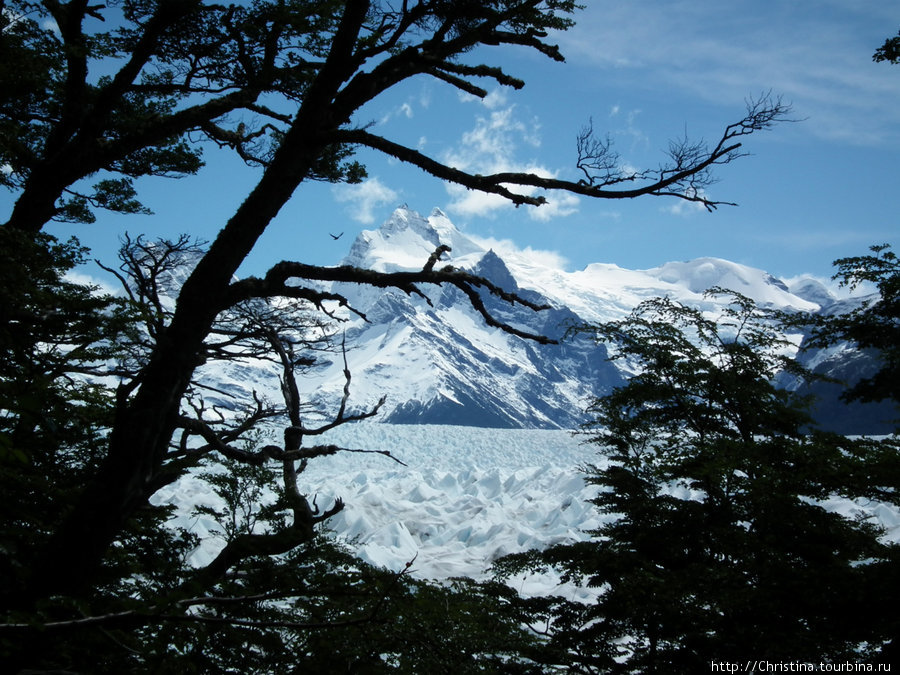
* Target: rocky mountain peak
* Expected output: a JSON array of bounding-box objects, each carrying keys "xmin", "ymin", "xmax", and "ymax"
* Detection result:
[{"xmin": 343, "ymin": 206, "xmax": 484, "ymax": 272}]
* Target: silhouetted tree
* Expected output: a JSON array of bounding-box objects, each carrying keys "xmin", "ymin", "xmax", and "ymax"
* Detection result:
[
  {"xmin": 2, "ymin": 1, "xmax": 791, "ymax": 669},
  {"xmin": 1, "ymin": 234, "xmax": 547, "ymax": 671},
  {"xmin": 497, "ymin": 291, "xmax": 899, "ymax": 672},
  {"xmin": 801, "ymin": 244, "xmax": 900, "ymax": 663},
  {"xmin": 874, "ymin": 29, "xmax": 900, "ymax": 64},
  {"xmin": 813, "ymin": 244, "xmax": 900, "ymax": 409}
]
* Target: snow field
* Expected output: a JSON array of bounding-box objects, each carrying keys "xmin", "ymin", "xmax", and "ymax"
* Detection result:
[
  {"xmin": 152, "ymin": 424, "xmax": 607, "ymax": 599},
  {"xmin": 152, "ymin": 423, "xmax": 900, "ymax": 602},
  {"xmin": 319, "ymin": 464, "xmax": 604, "ymax": 581}
]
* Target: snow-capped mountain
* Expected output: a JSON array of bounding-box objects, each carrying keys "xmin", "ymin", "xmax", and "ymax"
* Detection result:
[
  {"xmin": 153, "ymin": 209, "xmax": 898, "ymax": 588},
  {"xmin": 311, "ymin": 207, "xmax": 621, "ymax": 428},
  {"xmin": 292, "ymin": 206, "xmax": 890, "ymax": 432}
]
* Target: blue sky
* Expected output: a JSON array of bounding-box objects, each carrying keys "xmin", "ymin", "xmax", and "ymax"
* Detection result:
[{"xmin": 12, "ymin": 0, "xmax": 900, "ymax": 281}]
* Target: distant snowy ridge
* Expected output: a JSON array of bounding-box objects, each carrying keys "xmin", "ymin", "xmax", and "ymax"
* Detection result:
[
  {"xmin": 302, "ymin": 206, "xmax": 870, "ymax": 430},
  {"xmin": 188, "ymin": 205, "xmax": 887, "ymax": 433},
  {"xmin": 343, "ymin": 207, "xmax": 823, "ymax": 320}
]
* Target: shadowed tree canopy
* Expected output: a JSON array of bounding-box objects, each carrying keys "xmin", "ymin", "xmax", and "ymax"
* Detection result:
[
  {"xmin": 1, "ymin": 1, "xmax": 792, "ymax": 668},
  {"xmin": 874, "ymin": 28, "xmax": 900, "ymax": 64},
  {"xmin": 798, "ymin": 244, "xmax": 900, "ymax": 420},
  {"xmin": 495, "ymin": 291, "xmax": 900, "ymax": 671},
  {"xmin": 829, "ymin": 244, "xmax": 900, "ymax": 406}
]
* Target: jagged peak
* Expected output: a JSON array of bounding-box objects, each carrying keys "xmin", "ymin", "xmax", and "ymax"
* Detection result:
[
  {"xmin": 474, "ymin": 249, "xmax": 519, "ymax": 292},
  {"xmin": 382, "ymin": 205, "xmax": 439, "ymax": 245},
  {"xmin": 343, "ymin": 206, "xmax": 483, "ymax": 271},
  {"xmin": 341, "ymin": 208, "xmax": 826, "ymax": 316}
]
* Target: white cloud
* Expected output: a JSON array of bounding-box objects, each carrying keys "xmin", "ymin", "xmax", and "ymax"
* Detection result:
[
  {"xmin": 64, "ymin": 270, "xmax": 120, "ymax": 297},
  {"xmin": 379, "ymin": 101, "xmax": 415, "ymax": 125},
  {"xmin": 482, "ymin": 88, "xmax": 510, "ymax": 110},
  {"xmin": 619, "ymin": 162, "xmax": 641, "ymax": 178},
  {"xmin": 443, "ymin": 105, "xmax": 539, "ymax": 173},
  {"xmin": 333, "ymin": 178, "xmax": 399, "ymax": 224},
  {"xmin": 469, "ymin": 234, "xmax": 570, "ymax": 271},
  {"xmin": 528, "ymin": 191, "xmax": 580, "ymax": 222},
  {"xmin": 559, "ymin": 1, "xmax": 900, "ymax": 146},
  {"xmin": 444, "ymin": 186, "xmax": 510, "ymax": 219},
  {"xmin": 458, "ymin": 88, "xmax": 510, "ymax": 110},
  {"xmin": 442, "ymin": 93, "xmax": 577, "ymax": 220}
]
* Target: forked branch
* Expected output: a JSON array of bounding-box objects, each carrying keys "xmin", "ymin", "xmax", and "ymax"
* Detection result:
[
  {"xmin": 339, "ymin": 93, "xmax": 793, "ymax": 212},
  {"xmin": 226, "ymin": 247, "xmax": 557, "ymax": 345}
]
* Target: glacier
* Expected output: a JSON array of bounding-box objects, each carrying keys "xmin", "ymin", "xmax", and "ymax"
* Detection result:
[
  {"xmin": 152, "ymin": 423, "xmax": 605, "ymax": 599},
  {"xmin": 152, "ymin": 422, "xmax": 900, "ymax": 599}
]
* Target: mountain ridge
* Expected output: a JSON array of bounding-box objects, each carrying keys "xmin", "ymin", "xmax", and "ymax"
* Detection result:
[
  {"xmin": 289, "ymin": 206, "xmax": 890, "ymax": 433},
  {"xmin": 189, "ymin": 206, "xmax": 891, "ymax": 433}
]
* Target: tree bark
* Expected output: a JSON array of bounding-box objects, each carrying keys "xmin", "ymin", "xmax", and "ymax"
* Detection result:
[{"xmin": 22, "ymin": 2, "xmax": 372, "ymax": 605}]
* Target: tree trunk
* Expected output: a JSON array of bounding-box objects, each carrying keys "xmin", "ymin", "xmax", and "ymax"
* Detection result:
[
  {"xmin": 3, "ymin": 163, "xmax": 79, "ymax": 233},
  {"xmin": 23, "ymin": 121, "xmax": 332, "ymax": 603},
  {"xmin": 19, "ymin": 0, "xmax": 373, "ymax": 604}
]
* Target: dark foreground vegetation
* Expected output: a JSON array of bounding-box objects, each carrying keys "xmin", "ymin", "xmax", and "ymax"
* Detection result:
[{"xmin": 2, "ymin": 1, "xmax": 898, "ymax": 671}]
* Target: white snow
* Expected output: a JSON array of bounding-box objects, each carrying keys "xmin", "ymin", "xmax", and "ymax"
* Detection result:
[
  {"xmin": 299, "ymin": 207, "xmax": 835, "ymax": 421},
  {"xmin": 147, "ymin": 208, "xmax": 896, "ymax": 599},
  {"xmin": 342, "ymin": 206, "xmax": 829, "ymax": 321},
  {"xmin": 151, "ymin": 423, "xmax": 900, "ymax": 602},
  {"xmin": 152, "ymin": 423, "xmax": 608, "ymax": 598}
]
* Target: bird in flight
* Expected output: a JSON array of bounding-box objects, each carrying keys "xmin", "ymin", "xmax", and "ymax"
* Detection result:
[{"xmin": 329, "ymin": 232, "xmax": 344, "ymax": 240}]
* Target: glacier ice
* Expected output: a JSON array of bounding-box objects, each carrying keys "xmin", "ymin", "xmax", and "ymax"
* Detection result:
[{"xmin": 152, "ymin": 423, "xmax": 900, "ymax": 601}]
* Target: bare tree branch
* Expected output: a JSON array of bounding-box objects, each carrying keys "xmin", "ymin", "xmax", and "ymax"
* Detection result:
[
  {"xmin": 340, "ymin": 93, "xmax": 793, "ymax": 211},
  {"xmin": 226, "ymin": 247, "xmax": 557, "ymax": 345}
]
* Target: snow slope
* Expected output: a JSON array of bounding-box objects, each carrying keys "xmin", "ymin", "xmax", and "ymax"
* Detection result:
[
  {"xmin": 299, "ymin": 206, "xmax": 830, "ymax": 429},
  {"xmin": 187, "ymin": 206, "xmax": 884, "ymax": 433}
]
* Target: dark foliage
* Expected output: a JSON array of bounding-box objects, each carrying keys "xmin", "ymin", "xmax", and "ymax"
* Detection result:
[
  {"xmin": 825, "ymin": 245, "xmax": 899, "ymax": 408},
  {"xmin": 496, "ymin": 291, "xmax": 900, "ymax": 672},
  {"xmin": 874, "ymin": 29, "xmax": 900, "ymax": 64},
  {"xmin": 0, "ymin": 228, "xmax": 141, "ymax": 593},
  {"xmin": 2, "ymin": 2, "xmax": 791, "ymax": 671}
]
